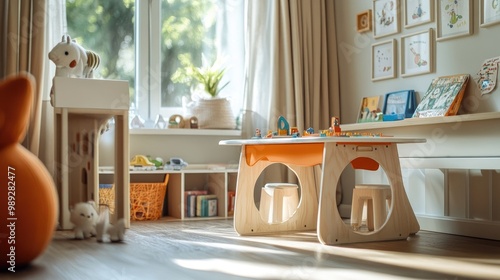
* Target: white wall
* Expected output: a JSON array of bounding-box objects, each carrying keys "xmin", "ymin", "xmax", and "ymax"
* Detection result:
[{"xmin": 334, "ymin": 1, "xmax": 500, "ymax": 125}]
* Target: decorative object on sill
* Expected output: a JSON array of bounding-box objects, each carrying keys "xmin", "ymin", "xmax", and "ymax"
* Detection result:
[
  {"xmin": 413, "ymin": 74, "xmax": 470, "ymax": 118},
  {"xmin": 0, "ymin": 74, "xmax": 58, "ymax": 269},
  {"xmin": 168, "ymin": 114, "xmax": 185, "ymax": 128},
  {"xmin": 189, "ymin": 116, "xmax": 199, "ymax": 128},
  {"xmin": 130, "ymin": 115, "xmax": 145, "ymax": 129},
  {"xmin": 474, "ymin": 56, "xmax": 500, "ymax": 95},
  {"xmin": 154, "ymin": 114, "xmax": 167, "ymax": 129},
  {"xmin": 382, "ymin": 90, "xmax": 417, "ymax": 121},
  {"xmin": 192, "ymin": 98, "xmax": 236, "ymax": 129},
  {"xmin": 356, "ymin": 9, "xmax": 372, "ymax": 33}
]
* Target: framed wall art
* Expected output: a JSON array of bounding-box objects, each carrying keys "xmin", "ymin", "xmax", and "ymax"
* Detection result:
[
  {"xmin": 404, "ymin": 0, "xmax": 434, "ymax": 28},
  {"xmin": 373, "ymin": 0, "xmax": 400, "ymax": 39},
  {"xmin": 357, "ymin": 10, "xmax": 372, "ymax": 32},
  {"xmin": 401, "ymin": 28, "xmax": 433, "ymax": 77},
  {"xmin": 480, "ymin": 0, "xmax": 500, "ymax": 27},
  {"xmin": 437, "ymin": 0, "xmax": 472, "ymax": 41},
  {"xmin": 372, "ymin": 39, "xmax": 396, "ymax": 81}
]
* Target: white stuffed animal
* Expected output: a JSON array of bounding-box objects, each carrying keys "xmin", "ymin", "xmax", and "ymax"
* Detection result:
[
  {"xmin": 96, "ymin": 206, "xmax": 126, "ymax": 242},
  {"xmin": 48, "ymin": 35, "xmax": 89, "ymax": 78},
  {"xmin": 70, "ymin": 201, "xmax": 99, "ymax": 239}
]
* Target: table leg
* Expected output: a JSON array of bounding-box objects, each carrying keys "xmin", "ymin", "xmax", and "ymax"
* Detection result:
[
  {"xmin": 318, "ymin": 142, "xmax": 419, "ymax": 244},
  {"xmin": 233, "ymin": 147, "xmax": 318, "ymax": 235}
]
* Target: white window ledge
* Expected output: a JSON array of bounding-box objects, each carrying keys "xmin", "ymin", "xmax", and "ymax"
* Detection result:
[{"xmin": 130, "ymin": 128, "xmax": 242, "ymax": 136}]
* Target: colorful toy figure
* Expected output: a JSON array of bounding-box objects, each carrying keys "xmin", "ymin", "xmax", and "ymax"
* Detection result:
[{"xmin": 277, "ymin": 116, "xmax": 290, "ymax": 136}]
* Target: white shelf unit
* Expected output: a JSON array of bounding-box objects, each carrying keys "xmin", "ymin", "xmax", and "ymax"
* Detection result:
[
  {"xmin": 340, "ymin": 112, "xmax": 500, "ymax": 241},
  {"xmin": 99, "ymin": 164, "xmax": 238, "ymax": 221}
]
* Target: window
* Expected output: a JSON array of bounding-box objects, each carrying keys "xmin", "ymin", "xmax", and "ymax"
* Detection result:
[{"xmin": 66, "ymin": 0, "xmax": 244, "ymax": 129}]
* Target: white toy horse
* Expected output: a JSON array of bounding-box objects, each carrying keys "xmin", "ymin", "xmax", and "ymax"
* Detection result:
[{"xmin": 48, "ymin": 34, "xmax": 100, "ymax": 79}]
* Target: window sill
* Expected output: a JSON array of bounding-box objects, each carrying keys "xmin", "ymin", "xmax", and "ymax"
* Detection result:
[{"xmin": 130, "ymin": 128, "xmax": 242, "ymax": 136}]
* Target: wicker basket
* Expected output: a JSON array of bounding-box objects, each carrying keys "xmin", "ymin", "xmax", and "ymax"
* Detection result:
[
  {"xmin": 99, "ymin": 184, "xmax": 115, "ymax": 214},
  {"xmin": 99, "ymin": 174, "xmax": 169, "ymax": 221}
]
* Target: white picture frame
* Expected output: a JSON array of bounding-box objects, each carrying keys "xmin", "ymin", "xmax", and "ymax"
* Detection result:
[
  {"xmin": 437, "ymin": 0, "xmax": 472, "ymax": 41},
  {"xmin": 401, "ymin": 28, "xmax": 433, "ymax": 77},
  {"xmin": 373, "ymin": 0, "xmax": 401, "ymax": 39},
  {"xmin": 372, "ymin": 39, "xmax": 397, "ymax": 81},
  {"xmin": 404, "ymin": 0, "xmax": 434, "ymax": 28},
  {"xmin": 480, "ymin": 0, "xmax": 500, "ymax": 27}
]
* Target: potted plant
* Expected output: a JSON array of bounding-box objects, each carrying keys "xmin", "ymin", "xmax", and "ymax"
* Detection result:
[{"xmin": 173, "ymin": 55, "xmax": 236, "ymax": 129}]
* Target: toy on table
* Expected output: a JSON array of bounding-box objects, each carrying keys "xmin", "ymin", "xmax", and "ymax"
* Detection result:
[
  {"xmin": 70, "ymin": 201, "xmax": 99, "ymax": 239},
  {"xmin": 253, "ymin": 115, "xmax": 385, "ymax": 140}
]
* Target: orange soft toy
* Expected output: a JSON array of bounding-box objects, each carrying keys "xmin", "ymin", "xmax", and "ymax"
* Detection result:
[{"xmin": 0, "ymin": 74, "xmax": 58, "ymax": 271}]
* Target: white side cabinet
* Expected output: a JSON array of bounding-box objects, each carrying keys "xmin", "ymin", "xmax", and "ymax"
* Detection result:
[{"xmin": 99, "ymin": 164, "xmax": 238, "ymax": 221}]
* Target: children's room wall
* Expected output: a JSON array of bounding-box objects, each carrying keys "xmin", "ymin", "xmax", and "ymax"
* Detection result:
[{"xmin": 335, "ymin": 0, "xmax": 500, "ymax": 125}]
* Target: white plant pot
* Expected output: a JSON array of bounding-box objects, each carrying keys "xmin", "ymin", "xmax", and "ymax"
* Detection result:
[{"xmin": 192, "ymin": 97, "xmax": 236, "ymax": 129}]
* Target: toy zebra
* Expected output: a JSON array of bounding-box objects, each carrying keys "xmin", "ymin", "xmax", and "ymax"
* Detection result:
[
  {"xmin": 84, "ymin": 50, "xmax": 100, "ymax": 78},
  {"xmin": 48, "ymin": 35, "xmax": 100, "ymax": 78}
]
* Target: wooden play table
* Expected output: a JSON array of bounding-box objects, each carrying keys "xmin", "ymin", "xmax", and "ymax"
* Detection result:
[{"xmin": 219, "ymin": 136, "xmax": 426, "ymax": 245}]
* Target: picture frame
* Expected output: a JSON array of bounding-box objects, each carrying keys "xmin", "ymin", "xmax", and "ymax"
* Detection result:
[
  {"xmin": 357, "ymin": 96, "xmax": 384, "ymax": 123},
  {"xmin": 401, "ymin": 28, "xmax": 433, "ymax": 77},
  {"xmin": 404, "ymin": 0, "xmax": 434, "ymax": 28},
  {"xmin": 356, "ymin": 10, "xmax": 372, "ymax": 32},
  {"xmin": 437, "ymin": 0, "xmax": 472, "ymax": 41},
  {"xmin": 372, "ymin": 39, "xmax": 397, "ymax": 81},
  {"xmin": 373, "ymin": 0, "xmax": 400, "ymax": 39},
  {"xmin": 480, "ymin": 0, "xmax": 500, "ymax": 27}
]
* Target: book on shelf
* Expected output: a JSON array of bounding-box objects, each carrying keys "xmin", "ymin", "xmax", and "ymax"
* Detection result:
[
  {"xmin": 196, "ymin": 194, "xmax": 218, "ymax": 217},
  {"xmin": 413, "ymin": 74, "xmax": 470, "ymax": 118},
  {"xmin": 184, "ymin": 190, "xmax": 208, "ymax": 217}
]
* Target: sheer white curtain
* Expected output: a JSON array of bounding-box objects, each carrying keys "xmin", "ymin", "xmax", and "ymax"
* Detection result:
[{"xmin": 39, "ymin": 0, "xmax": 66, "ymax": 175}]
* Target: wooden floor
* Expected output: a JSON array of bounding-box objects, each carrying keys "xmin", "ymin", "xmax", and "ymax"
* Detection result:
[{"xmin": 3, "ymin": 219, "xmax": 500, "ymax": 279}]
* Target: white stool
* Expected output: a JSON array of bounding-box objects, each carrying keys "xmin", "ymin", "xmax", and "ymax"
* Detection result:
[
  {"xmin": 259, "ymin": 183, "xmax": 299, "ymax": 224},
  {"xmin": 351, "ymin": 184, "xmax": 391, "ymax": 231}
]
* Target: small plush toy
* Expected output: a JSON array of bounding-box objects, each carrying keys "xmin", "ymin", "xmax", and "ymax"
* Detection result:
[
  {"xmin": 96, "ymin": 206, "xmax": 126, "ymax": 242},
  {"xmin": 70, "ymin": 201, "xmax": 99, "ymax": 239},
  {"xmin": 48, "ymin": 35, "xmax": 100, "ymax": 79}
]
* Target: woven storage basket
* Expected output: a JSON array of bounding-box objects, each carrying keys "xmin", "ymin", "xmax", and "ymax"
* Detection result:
[
  {"xmin": 130, "ymin": 174, "xmax": 169, "ymax": 221},
  {"xmin": 99, "ymin": 184, "xmax": 115, "ymax": 214},
  {"xmin": 99, "ymin": 174, "xmax": 169, "ymax": 221},
  {"xmin": 192, "ymin": 98, "xmax": 236, "ymax": 129}
]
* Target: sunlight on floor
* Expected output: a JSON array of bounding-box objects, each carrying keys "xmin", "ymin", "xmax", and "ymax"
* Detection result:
[{"xmin": 172, "ymin": 258, "xmax": 415, "ymax": 280}]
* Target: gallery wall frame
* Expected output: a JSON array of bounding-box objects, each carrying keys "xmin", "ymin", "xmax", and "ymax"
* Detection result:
[
  {"xmin": 480, "ymin": 0, "xmax": 500, "ymax": 27},
  {"xmin": 401, "ymin": 28, "xmax": 433, "ymax": 77},
  {"xmin": 372, "ymin": 39, "xmax": 397, "ymax": 81},
  {"xmin": 357, "ymin": 10, "xmax": 372, "ymax": 32},
  {"xmin": 436, "ymin": 0, "xmax": 472, "ymax": 41},
  {"xmin": 404, "ymin": 0, "xmax": 434, "ymax": 28},
  {"xmin": 373, "ymin": 0, "xmax": 400, "ymax": 39}
]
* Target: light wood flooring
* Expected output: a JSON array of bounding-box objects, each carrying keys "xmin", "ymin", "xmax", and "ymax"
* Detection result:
[{"xmin": 3, "ymin": 219, "xmax": 500, "ymax": 280}]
